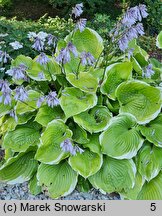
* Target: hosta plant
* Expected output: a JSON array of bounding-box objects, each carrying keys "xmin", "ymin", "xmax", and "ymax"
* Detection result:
[{"xmin": 0, "ymin": 3, "xmax": 162, "ymax": 200}]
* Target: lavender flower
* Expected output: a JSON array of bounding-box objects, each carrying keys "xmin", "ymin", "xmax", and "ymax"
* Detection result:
[
  {"xmin": 32, "ymin": 38, "xmax": 44, "ymax": 51},
  {"xmin": 80, "ymin": 51, "xmax": 96, "ymax": 66},
  {"xmin": 14, "ymin": 86, "xmax": 28, "ymax": 102},
  {"xmin": 38, "ymin": 72, "xmax": 45, "ymax": 80},
  {"xmin": 139, "ymin": 4, "xmax": 148, "ymax": 19},
  {"xmin": 126, "ymin": 26, "xmax": 138, "ymax": 41},
  {"xmin": 46, "ymin": 91, "xmax": 59, "ymax": 108},
  {"xmin": 60, "ymin": 139, "xmax": 74, "ymax": 155},
  {"xmin": 143, "ymin": 64, "xmax": 155, "ymax": 78},
  {"xmin": 122, "ymin": 6, "xmax": 140, "ymax": 27},
  {"xmin": 37, "ymin": 31, "xmax": 48, "ymax": 41},
  {"xmin": 118, "ymin": 35, "xmax": 129, "ymax": 52},
  {"xmin": 72, "ymin": 3, "xmax": 83, "ymax": 18},
  {"xmin": 75, "ymin": 18, "xmax": 87, "ymax": 32},
  {"xmin": 135, "ymin": 23, "xmax": 145, "ymax": 36},
  {"xmin": 47, "ymin": 34, "xmax": 57, "ymax": 47},
  {"xmin": 9, "ymin": 41, "xmax": 23, "ymax": 50},
  {"xmin": 9, "ymin": 110, "xmax": 18, "ymax": 122},
  {"xmin": 27, "ymin": 32, "xmax": 37, "ymax": 40},
  {"xmin": 36, "ymin": 53, "xmax": 50, "ymax": 65},
  {"xmin": 36, "ymin": 96, "xmax": 45, "ymax": 108},
  {"xmin": 6, "ymin": 64, "xmax": 27, "ymax": 80},
  {"xmin": 0, "ymin": 51, "xmax": 10, "ymax": 64},
  {"xmin": 73, "ymin": 145, "xmax": 84, "ymax": 154},
  {"xmin": 0, "ymin": 80, "xmax": 12, "ymax": 105},
  {"xmin": 56, "ymin": 42, "xmax": 78, "ymax": 64}
]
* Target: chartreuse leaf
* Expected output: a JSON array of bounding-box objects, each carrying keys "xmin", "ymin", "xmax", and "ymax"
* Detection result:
[
  {"xmin": 60, "ymin": 87, "xmax": 97, "ymax": 119},
  {"xmin": 156, "ymin": 31, "xmax": 162, "ymax": 49},
  {"xmin": 88, "ymin": 156, "xmax": 136, "ymax": 193},
  {"xmin": 35, "ymin": 119, "xmax": 72, "ymax": 164},
  {"xmin": 139, "ymin": 114, "xmax": 162, "ymax": 147},
  {"xmin": 29, "ymin": 174, "xmax": 42, "ymax": 196},
  {"xmin": 83, "ymin": 134, "xmax": 101, "ymax": 154},
  {"xmin": 0, "ymin": 150, "xmax": 38, "ymax": 184},
  {"xmin": 101, "ymin": 62, "xmax": 132, "ymax": 100},
  {"xmin": 100, "ymin": 114, "xmax": 144, "ymax": 159},
  {"xmin": 12, "ymin": 55, "xmax": 33, "ymax": 69},
  {"xmin": 3, "ymin": 124, "xmax": 40, "ymax": 152},
  {"xmin": 116, "ymin": 80, "xmax": 162, "ymax": 124},
  {"xmin": 121, "ymin": 172, "xmax": 145, "ymax": 200},
  {"xmin": 137, "ymin": 172, "xmax": 162, "ymax": 200},
  {"xmin": 66, "ymin": 72, "xmax": 98, "ymax": 93},
  {"xmin": 132, "ymin": 57, "xmax": 143, "ymax": 75},
  {"xmin": 16, "ymin": 90, "xmax": 42, "ymax": 114},
  {"xmin": 69, "ymin": 149, "xmax": 103, "ymax": 178},
  {"xmin": 35, "ymin": 105, "xmax": 65, "ymax": 127},
  {"xmin": 67, "ymin": 27, "xmax": 104, "ymax": 59},
  {"xmin": 69, "ymin": 123, "xmax": 89, "ymax": 144},
  {"xmin": 37, "ymin": 161, "xmax": 78, "ymax": 199},
  {"xmin": 74, "ymin": 106, "xmax": 112, "ymax": 133},
  {"xmin": 137, "ymin": 141, "xmax": 162, "ymax": 182}
]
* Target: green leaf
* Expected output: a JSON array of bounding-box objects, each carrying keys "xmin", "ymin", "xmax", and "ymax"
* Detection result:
[
  {"xmin": 0, "ymin": 150, "xmax": 38, "ymax": 184},
  {"xmin": 69, "ymin": 123, "xmax": 89, "ymax": 144},
  {"xmin": 116, "ymin": 80, "xmax": 162, "ymax": 124},
  {"xmin": 37, "ymin": 161, "xmax": 78, "ymax": 199},
  {"xmin": 67, "ymin": 27, "xmax": 104, "ymax": 59},
  {"xmin": 74, "ymin": 106, "xmax": 112, "ymax": 133},
  {"xmin": 0, "ymin": 93, "xmax": 13, "ymax": 117},
  {"xmin": 100, "ymin": 114, "xmax": 143, "ymax": 159},
  {"xmin": 60, "ymin": 87, "xmax": 97, "ymax": 119},
  {"xmin": 3, "ymin": 125, "xmax": 40, "ymax": 152},
  {"xmin": 66, "ymin": 72, "xmax": 98, "ymax": 93},
  {"xmin": 121, "ymin": 172, "xmax": 145, "ymax": 200},
  {"xmin": 132, "ymin": 57, "xmax": 143, "ymax": 75},
  {"xmin": 101, "ymin": 62, "xmax": 132, "ymax": 100},
  {"xmin": 16, "ymin": 90, "xmax": 42, "ymax": 114},
  {"xmin": 137, "ymin": 172, "xmax": 162, "ymax": 200},
  {"xmin": 35, "ymin": 119, "xmax": 72, "ymax": 164},
  {"xmin": 12, "ymin": 55, "xmax": 33, "ymax": 69},
  {"xmin": 88, "ymin": 156, "xmax": 136, "ymax": 193},
  {"xmin": 139, "ymin": 114, "xmax": 162, "ymax": 147},
  {"xmin": 137, "ymin": 141, "xmax": 162, "ymax": 181},
  {"xmin": 35, "ymin": 105, "xmax": 65, "ymax": 127},
  {"xmin": 83, "ymin": 134, "xmax": 101, "ymax": 154},
  {"xmin": 69, "ymin": 149, "xmax": 103, "ymax": 178},
  {"xmin": 29, "ymin": 174, "xmax": 42, "ymax": 196},
  {"xmin": 156, "ymin": 31, "xmax": 162, "ymax": 49}
]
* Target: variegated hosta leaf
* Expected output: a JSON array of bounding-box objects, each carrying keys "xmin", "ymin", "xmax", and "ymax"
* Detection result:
[
  {"xmin": 29, "ymin": 174, "xmax": 42, "ymax": 196},
  {"xmin": 83, "ymin": 134, "xmax": 101, "ymax": 154},
  {"xmin": 101, "ymin": 62, "xmax": 132, "ymax": 100},
  {"xmin": 35, "ymin": 105, "xmax": 65, "ymax": 127},
  {"xmin": 116, "ymin": 80, "xmax": 162, "ymax": 124},
  {"xmin": 139, "ymin": 114, "xmax": 162, "ymax": 147},
  {"xmin": 137, "ymin": 141, "xmax": 162, "ymax": 182},
  {"xmin": 15, "ymin": 90, "xmax": 42, "ymax": 114},
  {"xmin": 100, "ymin": 114, "xmax": 144, "ymax": 159},
  {"xmin": 0, "ymin": 150, "xmax": 38, "ymax": 184},
  {"xmin": 132, "ymin": 57, "xmax": 143, "ymax": 75},
  {"xmin": 69, "ymin": 123, "xmax": 89, "ymax": 144},
  {"xmin": 35, "ymin": 119, "xmax": 72, "ymax": 164},
  {"xmin": 137, "ymin": 172, "xmax": 162, "ymax": 200},
  {"xmin": 12, "ymin": 55, "xmax": 33, "ymax": 69},
  {"xmin": 37, "ymin": 161, "xmax": 78, "ymax": 199},
  {"xmin": 69, "ymin": 149, "xmax": 103, "ymax": 178},
  {"xmin": 67, "ymin": 27, "xmax": 104, "ymax": 59},
  {"xmin": 66, "ymin": 72, "xmax": 98, "ymax": 93},
  {"xmin": 74, "ymin": 106, "xmax": 112, "ymax": 133},
  {"xmin": 60, "ymin": 87, "xmax": 97, "ymax": 119},
  {"xmin": 88, "ymin": 156, "xmax": 136, "ymax": 193},
  {"xmin": 121, "ymin": 172, "xmax": 145, "ymax": 200},
  {"xmin": 156, "ymin": 31, "xmax": 162, "ymax": 49},
  {"xmin": 3, "ymin": 124, "xmax": 40, "ymax": 152}
]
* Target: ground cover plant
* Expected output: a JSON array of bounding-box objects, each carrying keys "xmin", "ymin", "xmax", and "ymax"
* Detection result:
[{"xmin": 0, "ymin": 3, "xmax": 162, "ymax": 200}]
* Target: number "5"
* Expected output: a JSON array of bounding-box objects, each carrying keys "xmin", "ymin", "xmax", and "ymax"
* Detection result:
[{"xmin": 150, "ymin": 203, "xmax": 156, "ymax": 211}]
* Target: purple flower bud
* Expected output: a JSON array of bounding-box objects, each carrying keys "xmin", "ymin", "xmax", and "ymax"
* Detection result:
[
  {"xmin": 60, "ymin": 139, "xmax": 74, "ymax": 155},
  {"xmin": 80, "ymin": 51, "xmax": 96, "ymax": 66},
  {"xmin": 36, "ymin": 96, "xmax": 45, "ymax": 108},
  {"xmin": 72, "ymin": 3, "xmax": 83, "ymax": 18},
  {"xmin": 36, "ymin": 53, "xmax": 50, "ymax": 65},
  {"xmin": 0, "ymin": 51, "xmax": 11, "ymax": 64},
  {"xmin": 46, "ymin": 91, "xmax": 59, "ymax": 108},
  {"xmin": 74, "ymin": 145, "xmax": 84, "ymax": 154},
  {"xmin": 0, "ymin": 80, "xmax": 12, "ymax": 105},
  {"xmin": 126, "ymin": 26, "xmax": 138, "ymax": 41},
  {"xmin": 122, "ymin": 6, "xmax": 139, "ymax": 27},
  {"xmin": 118, "ymin": 35, "xmax": 129, "ymax": 52},
  {"xmin": 32, "ymin": 38, "xmax": 44, "ymax": 51},
  {"xmin": 67, "ymin": 42, "xmax": 78, "ymax": 57},
  {"xmin": 9, "ymin": 110, "xmax": 18, "ymax": 122},
  {"xmin": 47, "ymin": 34, "xmax": 57, "ymax": 47},
  {"xmin": 14, "ymin": 86, "xmax": 28, "ymax": 102},
  {"xmin": 143, "ymin": 64, "xmax": 155, "ymax": 78},
  {"xmin": 75, "ymin": 18, "xmax": 87, "ymax": 32},
  {"xmin": 135, "ymin": 23, "xmax": 145, "ymax": 36},
  {"xmin": 139, "ymin": 4, "xmax": 148, "ymax": 19}
]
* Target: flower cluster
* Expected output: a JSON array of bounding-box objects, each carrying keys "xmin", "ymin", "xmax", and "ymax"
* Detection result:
[
  {"xmin": 60, "ymin": 139, "xmax": 84, "ymax": 156},
  {"xmin": 37, "ymin": 91, "xmax": 59, "ymax": 108},
  {"xmin": 36, "ymin": 53, "xmax": 50, "ymax": 65},
  {"xmin": 6, "ymin": 64, "xmax": 28, "ymax": 81},
  {"xmin": 0, "ymin": 50, "xmax": 11, "ymax": 64},
  {"xmin": 14, "ymin": 86, "xmax": 28, "ymax": 102},
  {"xmin": 9, "ymin": 41, "xmax": 23, "ymax": 50},
  {"xmin": 110, "ymin": 4, "xmax": 148, "ymax": 52},
  {"xmin": 80, "ymin": 51, "xmax": 96, "ymax": 66},
  {"xmin": 0, "ymin": 79, "xmax": 12, "ymax": 105},
  {"xmin": 28, "ymin": 31, "xmax": 57, "ymax": 52},
  {"xmin": 142, "ymin": 64, "xmax": 155, "ymax": 78}
]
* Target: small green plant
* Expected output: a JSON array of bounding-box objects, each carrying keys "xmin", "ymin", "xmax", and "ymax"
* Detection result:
[{"xmin": 0, "ymin": 3, "xmax": 162, "ymax": 200}]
